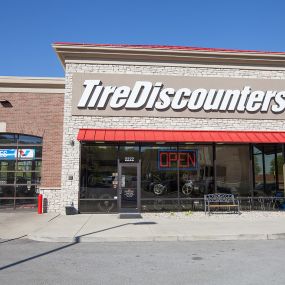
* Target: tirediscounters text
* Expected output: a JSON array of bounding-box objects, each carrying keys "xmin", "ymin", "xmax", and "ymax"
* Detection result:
[{"xmin": 77, "ymin": 80, "xmax": 285, "ymax": 113}]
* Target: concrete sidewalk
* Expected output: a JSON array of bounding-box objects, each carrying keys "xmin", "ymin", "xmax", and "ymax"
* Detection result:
[
  {"xmin": 0, "ymin": 211, "xmax": 59, "ymax": 241},
  {"xmin": 2, "ymin": 211, "xmax": 285, "ymax": 242}
]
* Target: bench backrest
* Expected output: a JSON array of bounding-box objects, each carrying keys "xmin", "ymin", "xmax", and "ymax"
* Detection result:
[{"xmin": 205, "ymin": 193, "xmax": 235, "ymax": 203}]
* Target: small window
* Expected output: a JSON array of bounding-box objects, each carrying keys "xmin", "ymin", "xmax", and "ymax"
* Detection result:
[
  {"xmin": 0, "ymin": 134, "xmax": 16, "ymax": 144},
  {"xmin": 18, "ymin": 135, "xmax": 42, "ymax": 145}
]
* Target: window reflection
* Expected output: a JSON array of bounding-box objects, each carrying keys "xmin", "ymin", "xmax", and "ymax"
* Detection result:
[
  {"xmin": 141, "ymin": 145, "xmax": 178, "ymax": 198},
  {"xmin": 0, "ymin": 134, "xmax": 42, "ymax": 209},
  {"xmin": 253, "ymin": 144, "xmax": 284, "ymax": 197},
  {"xmin": 0, "ymin": 134, "xmax": 16, "ymax": 144},
  {"xmin": 179, "ymin": 145, "xmax": 214, "ymax": 197},
  {"xmin": 119, "ymin": 145, "xmax": 139, "ymax": 163},
  {"xmin": 253, "ymin": 145, "xmax": 264, "ymax": 195},
  {"xmin": 216, "ymin": 145, "xmax": 250, "ymax": 196},
  {"xmin": 18, "ymin": 135, "xmax": 42, "ymax": 145},
  {"xmin": 80, "ymin": 145, "xmax": 118, "ymax": 213},
  {"xmin": 264, "ymin": 146, "xmax": 276, "ymax": 195},
  {"xmin": 276, "ymin": 145, "xmax": 284, "ymax": 192}
]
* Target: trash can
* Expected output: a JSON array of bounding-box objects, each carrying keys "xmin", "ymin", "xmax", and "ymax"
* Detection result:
[{"xmin": 65, "ymin": 206, "xmax": 76, "ymax": 215}]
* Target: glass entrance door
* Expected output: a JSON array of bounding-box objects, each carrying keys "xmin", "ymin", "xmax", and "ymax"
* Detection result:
[{"xmin": 118, "ymin": 161, "xmax": 141, "ymax": 212}]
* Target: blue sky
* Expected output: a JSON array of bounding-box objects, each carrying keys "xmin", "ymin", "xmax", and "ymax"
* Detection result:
[{"xmin": 0, "ymin": 0, "xmax": 284, "ymax": 77}]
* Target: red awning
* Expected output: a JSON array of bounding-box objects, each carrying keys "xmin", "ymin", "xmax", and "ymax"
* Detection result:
[{"xmin": 77, "ymin": 129, "xmax": 285, "ymax": 143}]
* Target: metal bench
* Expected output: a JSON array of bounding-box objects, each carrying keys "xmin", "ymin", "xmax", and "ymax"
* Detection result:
[{"xmin": 204, "ymin": 193, "xmax": 240, "ymax": 215}]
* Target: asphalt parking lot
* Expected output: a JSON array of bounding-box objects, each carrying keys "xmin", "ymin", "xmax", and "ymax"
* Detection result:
[{"xmin": 1, "ymin": 239, "xmax": 285, "ymax": 285}]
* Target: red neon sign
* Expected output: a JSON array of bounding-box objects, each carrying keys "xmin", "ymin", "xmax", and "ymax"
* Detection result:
[{"xmin": 158, "ymin": 150, "xmax": 197, "ymax": 170}]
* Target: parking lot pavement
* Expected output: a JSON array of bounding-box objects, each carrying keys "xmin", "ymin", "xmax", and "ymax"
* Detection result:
[{"xmin": 1, "ymin": 239, "xmax": 285, "ymax": 285}]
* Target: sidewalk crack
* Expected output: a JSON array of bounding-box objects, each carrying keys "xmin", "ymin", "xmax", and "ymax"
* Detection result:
[
  {"xmin": 73, "ymin": 215, "xmax": 92, "ymax": 238},
  {"xmin": 48, "ymin": 214, "xmax": 60, "ymax": 222}
]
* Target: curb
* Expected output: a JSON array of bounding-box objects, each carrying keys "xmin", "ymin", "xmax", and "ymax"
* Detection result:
[{"xmin": 27, "ymin": 233, "xmax": 285, "ymax": 243}]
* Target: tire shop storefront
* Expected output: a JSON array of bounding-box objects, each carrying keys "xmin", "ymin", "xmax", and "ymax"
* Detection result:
[{"xmin": 53, "ymin": 43, "xmax": 285, "ymax": 214}]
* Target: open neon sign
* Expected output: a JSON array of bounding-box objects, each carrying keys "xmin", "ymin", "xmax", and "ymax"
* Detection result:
[{"xmin": 158, "ymin": 150, "xmax": 198, "ymax": 170}]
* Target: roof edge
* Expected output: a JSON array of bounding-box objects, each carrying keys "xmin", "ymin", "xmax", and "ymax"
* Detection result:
[
  {"xmin": 0, "ymin": 76, "xmax": 65, "ymax": 90},
  {"xmin": 53, "ymin": 42, "xmax": 285, "ymax": 69},
  {"xmin": 0, "ymin": 76, "xmax": 65, "ymax": 93},
  {"xmin": 53, "ymin": 42, "xmax": 285, "ymax": 55}
]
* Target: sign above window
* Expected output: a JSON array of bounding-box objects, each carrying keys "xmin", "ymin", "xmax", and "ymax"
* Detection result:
[{"xmin": 72, "ymin": 73, "xmax": 285, "ymax": 120}]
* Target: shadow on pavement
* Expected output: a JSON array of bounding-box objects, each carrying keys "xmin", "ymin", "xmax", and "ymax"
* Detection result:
[
  {"xmin": 0, "ymin": 221, "xmax": 157, "ymax": 271},
  {"xmin": 0, "ymin": 235, "xmax": 27, "ymax": 244}
]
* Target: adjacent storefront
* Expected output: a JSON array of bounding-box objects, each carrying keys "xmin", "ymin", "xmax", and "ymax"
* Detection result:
[{"xmin": 0, "ymin": 76, "xmax": 64, "ymax": 210}]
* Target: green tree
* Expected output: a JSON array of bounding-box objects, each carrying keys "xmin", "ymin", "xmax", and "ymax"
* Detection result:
[
  {"xmin": 254, "ymin": 159, "xmax": 261, "ymax": 174},
  {"xmin": 270, "ymin": 155, "xmax": 284, "ymax": 175}
]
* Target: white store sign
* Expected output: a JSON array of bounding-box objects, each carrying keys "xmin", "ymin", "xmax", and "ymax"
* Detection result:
[
  {"xmin": 77, "ymin": 80, "xmax": 285, "ymax": 114},
  {"xmin": 72, "ymin": 73, "xmax": 285, "ymax": 119}
]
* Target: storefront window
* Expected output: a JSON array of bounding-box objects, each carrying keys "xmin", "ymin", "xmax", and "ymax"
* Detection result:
[
  {"xmin": 141, "ymin": 145, "xmax": 178, "ymax": 199},
  {"xmin": 216, "ymin": 145, "xmax": 250, "ymax": 196},
  {"xmin": 264, "ymin": 145, "xmax": 276, "ymax": 195},
  {"xmin": 80, "ymin": 144, "xmax": 118, "ymax": 213},
  {"xmin": 253, "ymin": 145, "xmax": 264, "ymax": 196},
  {"xmin": 253, "ymin": 144, "xmax": 284, "ymax": 197},
  {"xmin": 0, "ymin": 133, "xmax": 42, "ymax": 209},
  {"xmin": 79, "ymin": 141, "xmax": 285, "ymax": 212},
  {"xmin": 276, "ymin": 146, "xmax": 284, "ymax": 193},
  {"xmin": 179, "ymin": 145, "xmax": 214, "ymax": 198},
  {"xmin": 0, "ymin": 134, "xmax": 16, "ymax": 144}
]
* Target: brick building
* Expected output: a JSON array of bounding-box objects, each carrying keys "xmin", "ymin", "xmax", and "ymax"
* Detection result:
[
  {"xmin": 1, "ymin": 43, "xmax": 285, "ymax": 213},
  {"xmin": 0, "ymin": 77, "xmax": 64, "ymax": 209}
]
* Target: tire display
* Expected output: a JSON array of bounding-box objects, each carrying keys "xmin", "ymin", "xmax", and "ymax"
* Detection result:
[
  {"xmin": 181, "ymin": 180, "xmax": 194, "ymax": 195},
  {"xmin": 97, "ymin": 193, "xmax": 116, "ymax": 212},
  {"xmin": 153, "ymin": 184, "xmax": 167, "ymax": 196}
]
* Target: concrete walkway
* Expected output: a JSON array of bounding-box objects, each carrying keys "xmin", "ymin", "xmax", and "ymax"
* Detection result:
[{"xmin": 1, "ymin": 211, "xmax": 285, "ymax": 242}]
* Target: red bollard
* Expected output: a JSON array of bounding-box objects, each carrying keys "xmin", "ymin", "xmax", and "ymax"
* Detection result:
[{"xmin": 38, "ymin": 194, "xmax": 43, "ymax": 214}]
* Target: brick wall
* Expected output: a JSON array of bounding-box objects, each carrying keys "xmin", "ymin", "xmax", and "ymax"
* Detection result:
[{"xmin": 0, "ymin": 92, "xmax": 64, "ymax": 188}]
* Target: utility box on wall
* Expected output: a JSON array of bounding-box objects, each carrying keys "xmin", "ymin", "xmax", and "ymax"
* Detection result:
[{"xmin": 0, "ymin": 122, "xmax": 6, "ymax": 132}]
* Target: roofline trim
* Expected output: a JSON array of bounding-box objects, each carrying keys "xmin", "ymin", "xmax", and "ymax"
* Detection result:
[
  {"xmin": 53, "ymin": 42, "xmax": 285, "ymax": 55},
  {"xmin": 53, "ymin": 43, "xmax": 285, "ymax": 69},
  {"xmin": 0, "ymin": 76, "xmax": 65, "ymax": 91}
]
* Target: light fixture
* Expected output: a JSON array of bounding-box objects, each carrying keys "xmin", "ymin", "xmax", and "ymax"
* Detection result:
[{"xmin": 0, "ymin": 100, "xmax": 12, "ymax": 107}]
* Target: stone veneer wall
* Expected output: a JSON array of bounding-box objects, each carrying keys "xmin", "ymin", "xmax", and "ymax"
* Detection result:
[
  {"xmin": 40, "ymin": 188, "xmax": 62, "ymax": 213},
  {"xmin": 58, "ymin": 63, "xmax": 285, "ymax": 214}
]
